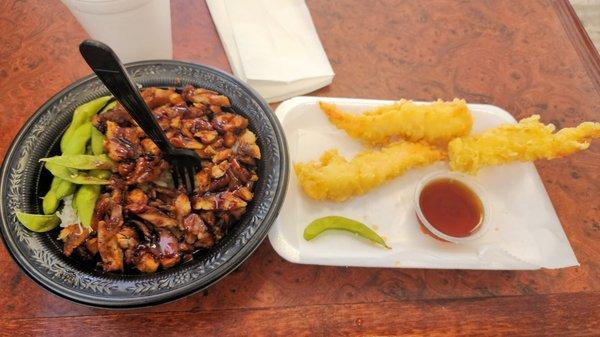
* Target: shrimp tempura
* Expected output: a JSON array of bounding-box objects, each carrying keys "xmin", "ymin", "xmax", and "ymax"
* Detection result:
[
  {"xmin": 319, "ymin": 99, "xmax": 472, "ymax": 145},
  {"xmin": 294, "ymin": 142, "xmax": 444, "ymax": 202},
  {"xmin": 449, "ymin": 115, "xmax": 600, "ymax": 174}
]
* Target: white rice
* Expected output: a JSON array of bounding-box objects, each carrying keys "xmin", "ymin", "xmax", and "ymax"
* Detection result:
[{"xmin": 56, "ymin": 195, "xmax": 81, "ymax": 228}]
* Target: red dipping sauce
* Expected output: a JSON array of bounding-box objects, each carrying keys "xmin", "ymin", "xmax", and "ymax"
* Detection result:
[{"xmin": 417, "ymin": 178, "xmax": 484, "ymax": 239}]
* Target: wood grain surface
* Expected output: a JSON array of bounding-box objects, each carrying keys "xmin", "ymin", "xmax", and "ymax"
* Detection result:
[{"xmin": 0, "ymin": 0, "xmax": 599, "ymax": 336}]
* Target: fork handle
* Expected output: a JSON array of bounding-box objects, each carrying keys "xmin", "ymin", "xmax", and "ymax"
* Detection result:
[{"xmin": 79, "ymin": 39, "xmax": 172, "ymax": 153}]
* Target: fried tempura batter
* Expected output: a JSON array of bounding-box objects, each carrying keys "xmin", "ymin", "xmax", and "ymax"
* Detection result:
[
  {"xmin": 319, "ymin": 99, "xmax": 472, "ymax": 145},
  {"xmin": 294, "ymin": 142, "xmax": 444, "ymax": 202},
  {"xmin": 449, "ymin": 115, "xmax": 600, "ymax": 173}
]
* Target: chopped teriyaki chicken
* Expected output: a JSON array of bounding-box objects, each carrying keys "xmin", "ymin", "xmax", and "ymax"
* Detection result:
[{"xmin": 59, "ymin": 86, "xmax": 260, "ymax": 273}]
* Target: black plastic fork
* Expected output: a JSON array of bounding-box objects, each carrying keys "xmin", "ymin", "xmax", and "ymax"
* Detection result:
[{"xmin": 79, "ymin": 39, "xmax": 201, "ymax": 194}]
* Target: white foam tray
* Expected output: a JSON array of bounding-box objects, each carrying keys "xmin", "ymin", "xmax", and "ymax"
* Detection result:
[{"xmin": 268, "ymin": 96, "xmax": 578, "ymax": 270}]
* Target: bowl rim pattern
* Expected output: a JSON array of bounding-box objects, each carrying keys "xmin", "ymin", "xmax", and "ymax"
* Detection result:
[{"xmin": 0, "ymin": 60, "xmax": 289, "ymax": 308}]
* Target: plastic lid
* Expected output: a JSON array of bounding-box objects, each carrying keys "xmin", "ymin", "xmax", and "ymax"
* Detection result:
[{"xmin": 61, "ymin": 0, "xmax": 154, "ymax": 15}]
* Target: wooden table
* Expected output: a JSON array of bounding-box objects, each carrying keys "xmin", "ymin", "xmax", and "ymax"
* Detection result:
[{"xmin": 1, "ymin": 0, "xmax": 599, "ymax": 335}]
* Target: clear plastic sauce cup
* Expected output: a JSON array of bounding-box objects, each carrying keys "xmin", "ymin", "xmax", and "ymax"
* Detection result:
[{"xmin": 414, "ymin": 171, "xmax": 491, "ymax": 243}]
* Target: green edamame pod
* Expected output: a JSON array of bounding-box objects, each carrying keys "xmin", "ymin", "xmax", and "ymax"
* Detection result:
[
  {"xmin": 63, "ymin": 123, "xmax": 92, "ymax": 155},
  {"xmin": 91, "ymin": 127, "xmax": 106, "ymax": 155},
  {"xmin": 44, "ymin": 162, "xmax": 109, "ymax": 185},
  {"xmin": 42, "ymin": 97, "xmax": 110, "ymax": 215},
  {"xmin": 16, "ymin": 211, "xmax": 61, "ymax": 232},
  {"xmin": 90, "ymin": 169, "xmax": 112, "ymax": 179},
  {"xmin": 48, "ymin": 176, "xmax": 61, "ymax": 190},
  {"xmin": 55, "ymin": 178, "xmax": 76, "ymax": 199},
  {"xmin": 60, "ymin": 96, "xmax": 111, "ymax": 152},
  {"xmin": 73, "ymin": 185, "xmax": 101, "ymax": 227},
  {"xmin": 303, "ymin": 216, "xmax": 390, "ymax": 249},
  {"xmin": 68, "ymin": 175, "xmax": 111, "ymax": 232},
  {"xmin": 42, "ymin": 178, "xmax": 61, "ymax": 215},
  {"xmin": 40, "ymin": 154, "xmax": 113, "ymax": 170},
  {"xmin": 42, "ymin": 190, "xmax": 58, "ymax": 215},
  {"xmin": 42, "ymin": 177, "xmax": 75, "ymax": 214}
]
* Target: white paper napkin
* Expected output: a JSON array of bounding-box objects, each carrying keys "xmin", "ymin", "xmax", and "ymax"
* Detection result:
[{"xmin": 206, "ymin": 0, "xmax": 335, "ymax": 103}]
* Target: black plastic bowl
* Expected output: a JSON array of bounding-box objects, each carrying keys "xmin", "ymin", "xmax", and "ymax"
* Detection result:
[{"xmin": 0, "ymin": 60, "xmax": 288, "ymax": 308}]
